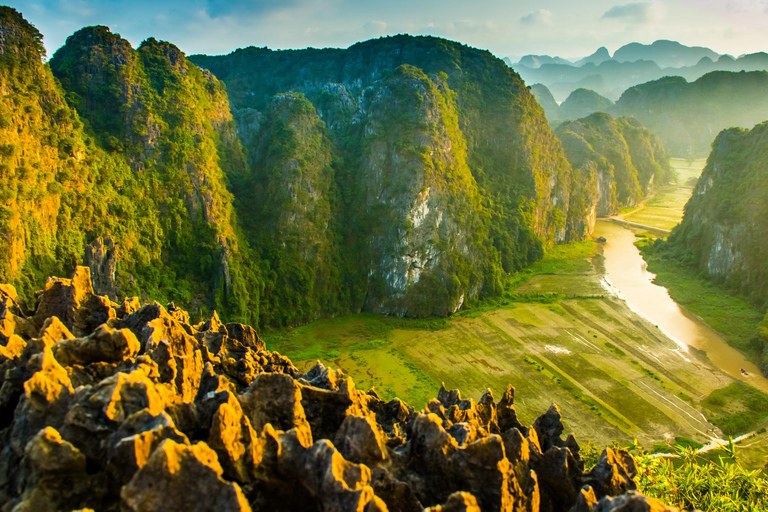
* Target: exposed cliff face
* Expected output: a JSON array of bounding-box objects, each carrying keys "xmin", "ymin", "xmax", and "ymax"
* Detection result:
[
  {"xmin": 190, "ymin": 35, "xmax": 588, "ymax": 316},
  {"xmin": 555, "ymin": 113, "xmax": 671, "ymax": 217},
  {"xmin": 0, "ymin": 9, "xmax": 259, "ymax": 323},
  {"xmin": 668, "ymin": 124, "xmax": 768, "ymax": 295},
  {"xmin": 356, "ymin": 66, "xmax": 498, "ymax": 317},
  {"xmin": 660, "ymin": 123, "xmax": 768, "ymax": 374},
  {"xmin": 0, "ymin": 269, "xmax": 683, "ymax": 511}
]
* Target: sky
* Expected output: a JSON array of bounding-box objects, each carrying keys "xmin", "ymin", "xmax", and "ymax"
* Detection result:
[{"xmin": 10, "ymin": 0, "xmax": 768, "ymax": 61}]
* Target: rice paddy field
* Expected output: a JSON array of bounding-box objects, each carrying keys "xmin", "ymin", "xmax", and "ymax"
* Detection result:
[
  {"xmin": 267, "ymin": 247, "xmax": 766, "ymax": 456},
  {"xmin": 267, "ymin": 157, "xmax": 768, "ymax": 468},
  {"xmin": 623, "ymin": 158, "xmax": 706, "ymax": 231}
]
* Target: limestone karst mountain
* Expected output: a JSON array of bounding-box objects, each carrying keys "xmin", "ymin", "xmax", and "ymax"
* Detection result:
[
  {"xmin": 190, "ymin": 35, "xmax": 590, "ymax": 319},
  {"xmin": 0, "ymin": 8, "xmax": 260, "ymax": 324},
  {"xmin": 555, "ymin": 112, "xmax": 671, "ymax": 217},
  {"xmin": 660, "ymin": 121, "xmax": 768, "ymax": 373},
  {"xmin": 0, "ymin": 7, "xmax": 673, "ymax": 329}
]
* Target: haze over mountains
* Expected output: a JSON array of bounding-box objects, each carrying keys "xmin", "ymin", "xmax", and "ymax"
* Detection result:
[
  {"xmin": 510, "ymin": 39, "xmax": 768, "ymax": 102},
  {"xmin": 531, "ymin": 69, "xmax": 768, "ymax": 158}
]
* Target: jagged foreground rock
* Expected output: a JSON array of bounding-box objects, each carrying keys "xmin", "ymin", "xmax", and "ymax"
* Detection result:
[{"xmin": 0, "ymin": 268, "xmax": 684, "ymax": 512}]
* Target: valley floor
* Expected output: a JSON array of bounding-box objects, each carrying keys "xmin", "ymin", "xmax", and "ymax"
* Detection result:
[
  {"xmin": 622, "ymin": 158, "xmax": 706, "ymax": 231},
  {"xmin": 269, "ymin": 156, "xmax": 768, "ymax": 468},
  {"xmin": 269, "ymin": 249, "xmax": 744, "ymax": 451}
]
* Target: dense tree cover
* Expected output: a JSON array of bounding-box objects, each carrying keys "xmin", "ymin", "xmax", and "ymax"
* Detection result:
[
  {"xmin": 1, "ymin": 9, "xmax": 673, "ymax": 325},
  {"xmin": 659, "ymin": 122, "xmax": 768, "ymax": 372},
  {"xmin": 555, "ymin": 112, "xmax": 671, "ymax": 216},
  {"xmin": 0, "ymin": 8, "xmax": 260, "ymax": 323},
  {"xmin": 237, "ymin": 93, "xmax": 342, "ymax": 326},
  {"xmin": 613, "ymin": 71, "xmax": 768, "ymax": 157},
  {"xmin": 191, "ymin": 34, "xmax": 588, "ymax": 318}
]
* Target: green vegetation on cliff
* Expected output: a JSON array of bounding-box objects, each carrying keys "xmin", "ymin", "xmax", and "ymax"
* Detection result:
[
  {"xmin": 646, "ymin": 122, "xmax": 768, "ymax": 373},
  {"xmin": 238, "ymin": 93, "xmax": 342, "ymax": 326},
  {"xmin": 0, "ymin": 9, "xmax": 260, "ymax": 323},
  {"xmin": 191, "ymin": 35, "xmax": 589, "ymax": 319},
  {"xmin": 555, "ymin": 112, "xmax": 671, "ymax": 216}
]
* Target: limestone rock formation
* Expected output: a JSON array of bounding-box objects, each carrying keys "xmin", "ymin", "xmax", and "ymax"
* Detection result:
[{"xmin": 0, "ymin": 268, "xmax": 684, "ymax": 511}]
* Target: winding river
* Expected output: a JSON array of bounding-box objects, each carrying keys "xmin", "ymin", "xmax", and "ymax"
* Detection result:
[{"xmin": 593, "ymin": 220, "xmax": 768, "ymax": 394}]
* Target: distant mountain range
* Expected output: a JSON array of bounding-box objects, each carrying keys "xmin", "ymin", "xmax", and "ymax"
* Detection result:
[
  {"xmin": 508, "ymin": 40, "xmax": 768, "ymax": 101},
  {"xmin": 531, "ymin": 71, "xmax": 768, "ymax": 158}
]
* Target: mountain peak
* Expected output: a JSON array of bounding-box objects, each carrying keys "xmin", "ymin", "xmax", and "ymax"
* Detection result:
[
  {"xmin": 575, "ymin": 46, "xmax": 611, "ymax": 67},
  {"xmin": 0, "ymin": 6, "xmax": 46, "ymax": 60},
  {"xmin": 613, "ymin": 40, "xmax": 719, "ymax": 68}
]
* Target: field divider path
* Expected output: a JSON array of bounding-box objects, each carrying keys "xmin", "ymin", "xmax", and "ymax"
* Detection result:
[
  {"xmin": 485, "ymin": 315, "xmax": 641, "ymax": 435},
  {"xmin": 559, "ymin": 300, "xmax": 704, "ymax": 396}
]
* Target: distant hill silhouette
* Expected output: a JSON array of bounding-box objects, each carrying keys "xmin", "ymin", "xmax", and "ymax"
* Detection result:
[
  {"xmin": 613, "ymin": 40, "xmax": 719, "ymax": 68},
  {"xmin": 612, "ymin": 71, "xmax": 768, "ymax": 157},
  {"xmin": 559, "ymin": 88, "xmax": 614, "ymax": 121},
  {"xmin": 507, "ymin": 40, "xmax": 768, "ymax": 102},
  {"xmin": 574, "ymin": 47, "xmax": 611, "ymax": 67},
  {"xmin": 518, "ymin": 54, "xmax": 572, "ymax": 68},
  {"xmin": 529, "ymin": 83, "xmax": 560, "ymax": 122}
]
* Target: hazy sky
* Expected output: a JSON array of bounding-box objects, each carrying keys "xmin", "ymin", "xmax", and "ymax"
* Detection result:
[{"xmin": 11, "ymin": 0, "xmax": 768, "ymax": 61}]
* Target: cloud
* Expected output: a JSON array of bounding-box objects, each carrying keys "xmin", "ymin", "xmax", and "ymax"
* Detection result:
[
  {"xmin": 206, "ymin": 0, "xmax": 304, "ymax": 18},
  {"xmin": 363, "ymin": 20, "xmax": 387, "ymax": 35},
  {"xmin": 520, "ymin": 9, "xmax": 552, "ymax": 26},
  {"xmin": 602, "ymin": 2, "xmax": 664, "ymax": 23}
]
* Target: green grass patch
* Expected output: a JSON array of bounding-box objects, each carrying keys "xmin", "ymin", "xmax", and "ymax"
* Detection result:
[
  {"xmin": 631, "ymin": 360, "xmax": 664, "ymax": 384},
  {"xmin": 702, "ymin": 382, "xmax": 768, "ymax": 436},
  {"xmin": 605, "ymin": 342, "xmax": 626, "ymax": 357}
]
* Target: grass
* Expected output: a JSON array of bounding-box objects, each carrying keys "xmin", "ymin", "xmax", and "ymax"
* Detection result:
[
  {"xmin": 268, "ymin": 237, "xmax": 758, "ymax": 452},
  {"xmin": 264, "ymin": 215, "xmax": 768, "ymax": 468},
  {"xmin": 701, "ymin": 382, "xmax": 768, "ymax": 436},
  {"xmin": 454, "ymin": 240, "xmax": 599, "ymax": 316}
]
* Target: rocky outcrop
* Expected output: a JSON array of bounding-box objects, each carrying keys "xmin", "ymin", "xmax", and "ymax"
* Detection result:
[{"xmin": 0, "ymin": 268, "xmax": 686, "ymax": 511}]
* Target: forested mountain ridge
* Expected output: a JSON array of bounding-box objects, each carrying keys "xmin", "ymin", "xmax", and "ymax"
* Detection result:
[
  {"xmin": 0, "ymin": 8, "xmax": 673, "ymax": 326},
  {"xmin": 661, "ymin": 122, "xmax": 768, "ymax": 371},
  {"xmin": 0, "ymin": 8, "xmax": 261, "ymax": 323},
  {"xmin": 190, "ymin": 36, "xmax": 596, "ymax": 319},
  {"xmin": 511, "ymin": 39, "xmax": 768, "ymax": 102},
  {"xmin": 613, "ymin": 71, "xmax": 768, "ymax": 157},
  {"xmin": 555, "ymin": 112, "xmax": 671, "ymax": 217}
]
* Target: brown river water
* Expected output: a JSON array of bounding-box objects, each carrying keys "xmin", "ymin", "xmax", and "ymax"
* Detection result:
[{"xmin": 593, "ymin": 220, "xmax": 768, "ymax": 394}]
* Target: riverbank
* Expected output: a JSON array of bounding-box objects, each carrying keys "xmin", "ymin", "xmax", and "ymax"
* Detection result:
[{"xmin": 638, "ymin": 238, "xmax": 765, "ymax": 365}]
